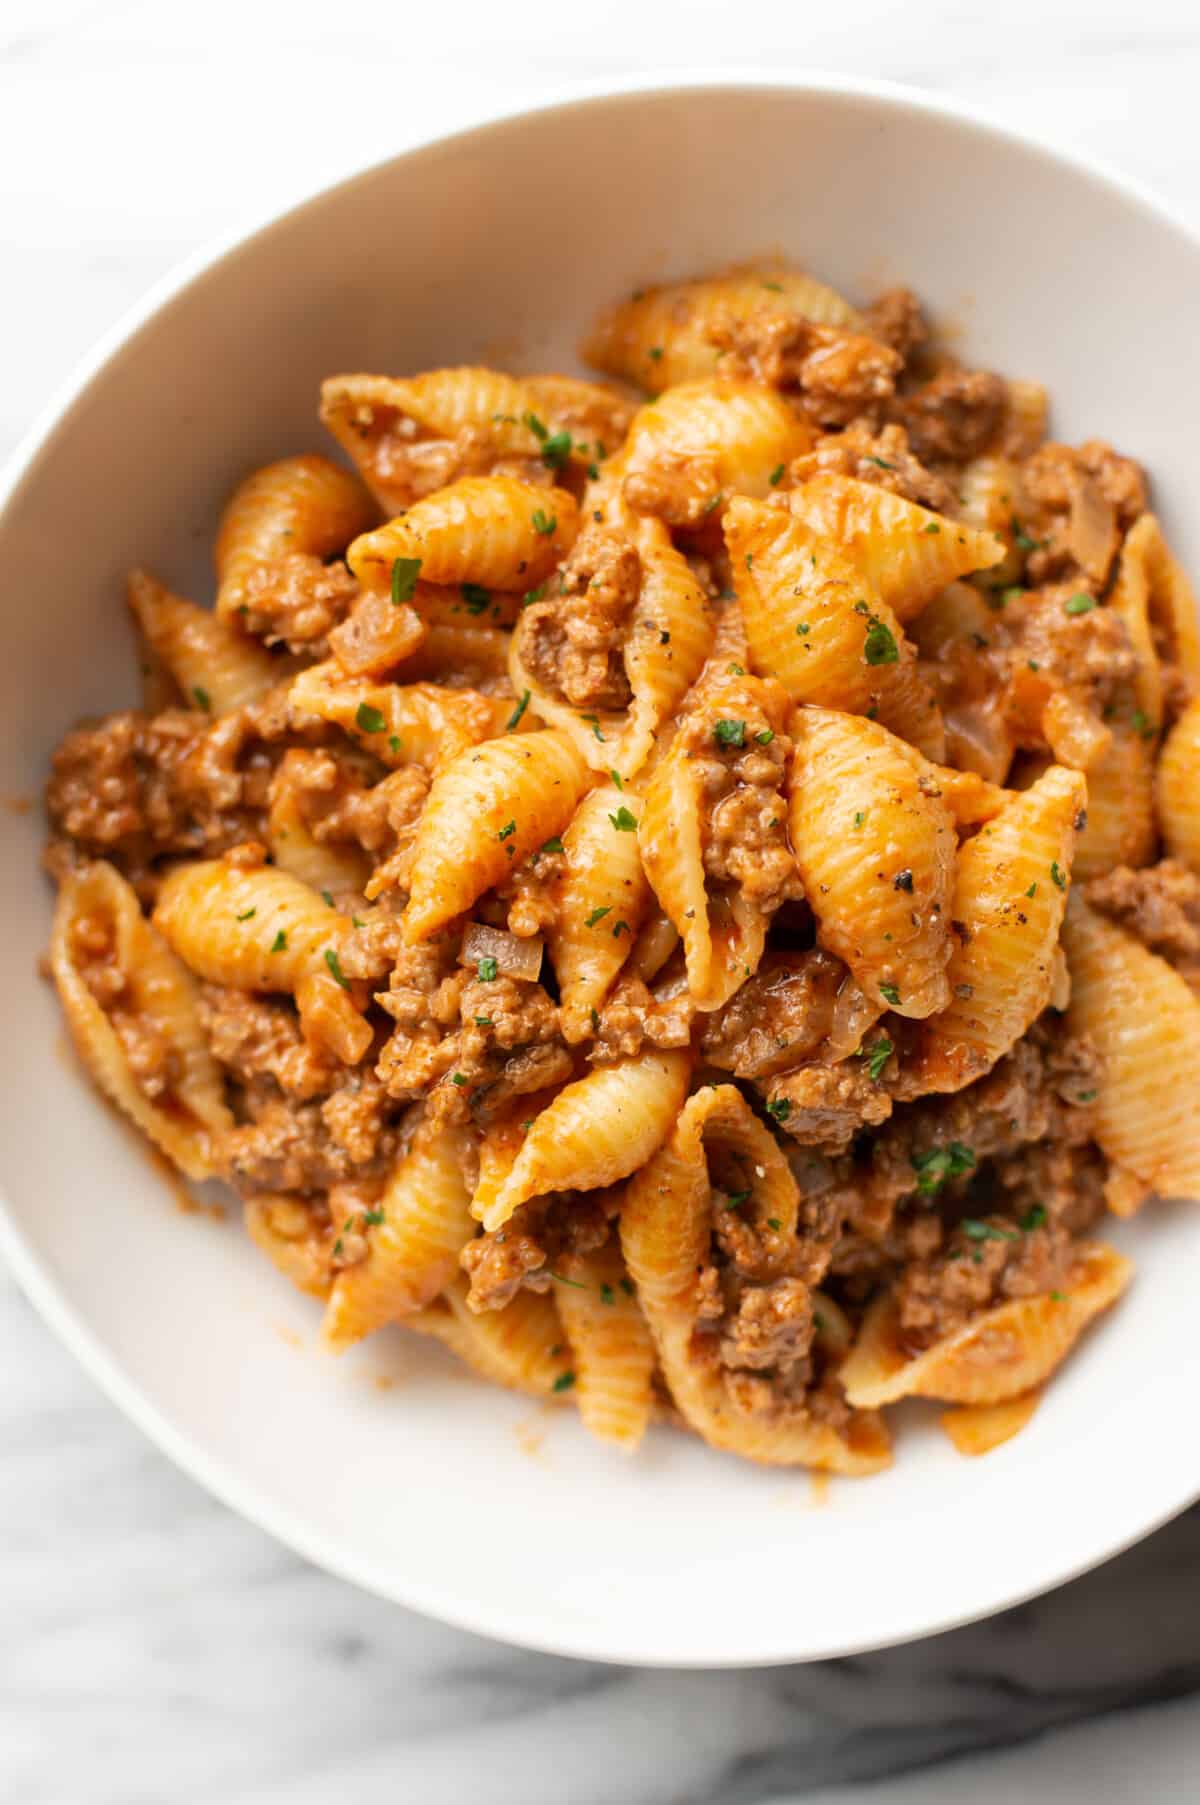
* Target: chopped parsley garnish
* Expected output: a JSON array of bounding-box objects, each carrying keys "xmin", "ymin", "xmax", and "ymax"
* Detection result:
[
  {"xmin": 477, "ymin": 956, "xmax": 498, "ymax": 982},
  {"xmin": 497, "ymin": 820, "xmax": 516, "ymax": 841},
  {"xmin": 857, "ymin": 1036, "xmax": 894, "ymax": 1082},
  {"xmin": 585, "ymin": 906, "xmax": 611, "ymax": 928},
  {"xmin": 581, "ymin": 713, "xmax": 606, "ymax": 742},
  {"xmin": 713, "ymin": 718, "xmax": 746, "ymax": 748},
  {"xmin": 1020, "ymin": 1204, "xmax": 1048, "ymax": 1231},
  {"xmin": 766, "ymin": 1217, "xmax": 782, "ymax": 1230},
  {"xmin": 355, "ymin": 702, "xmax": 386, "ymax": 734},
  {"xmin": 235, "ymin": 907, "xmax": 256, "ymax": 921},
  {"xmin": 541, "ymin": 429, "xmax": 573, "ymax": 469},
  {"xmin": 552, "ymin": 1370, "xmax": 577, "ymax": 1392},
  {"xmin": 611, "ymin": 919, "xmax": 630, "ymax": 938},
  {"xmin": 701, "ymin": 492, "xmax": 724, "ymax": 515},
  {"xmin": 648, "ymin": 346, "xmax": 664, "ymax": 361},
  {"xmin": 1026, "ymin": 882, "xmax": 1038, "ymax": 898},
  {"xmin": 862, "ymin": 614, "xmax": 899, "ymax": 666},
  {"xmin": 755, "ymin": 728, "xmax": 775, "ymax": 746},
  {"xmin": 853, "ymin": 810, "xmax": 866, "ymax": 828},
  {"xmin": 768, "ymin": 463, "xmax": 785, "ymax": 487},
  {"xmin": 363, "ymin": 1208, "xmax": 386, "ymax": 1227},
  {"xmin": 321, "ymin": 889, "xmax": 335, "ymax": 908},
  {"xmin": 323, "ymin": 948, "xmax": 350, "ymax": 990},
  {"xmin": 867, "ymin": 456, "xmax": 895, "ymax": 470},
  {"xmin": 391, "ymin": 556, "xmax": 421, "ymax": 604},
  {"xmin": 474, "ymin": 1016, "xmax": 493, "ymax": 1028},
  {"xmin": 620, "ymin": 1278, "xmax": 635, "ymax": 1297},
  {"xmin": 192, "ymin": 686, "xmax": 211, "ymax": 712},
  {"xmin": 796, "ymin": 622, "xmax": 811, "ymax": 636},
  {"xmin": 923, "ymin": 522, "xmax": 941, "ymax": 535},
  {"xmin": 766, "ymin": 1098, "xmax": 791, "ymax": 1121},
  {"xmin": 1131, "ymin": 709, "xmax": 1157, "ymax": 739},
  {"xmin": 549, "ymin": 1271, "xmax": 587, "ymax": 1289},
  {"xmin": 723, "ymin": 1189, "xmax": 752, "ymax": 1211},
  {"xmin": 523, "ymin": 582, "xmax": 547, "ymax": 606},
  {"xmin": 270, "ymin": 929, "xmax": 288, "ymax": 953},
  {"xmin": 599, "ymin": 1283, "xmax": 615, "ymax": 1305},
  {"xmin": 1011, "ymin": 518, "xmax": 1038, "ymax": 552},
  {"xmin": 1064, "ymin": 592, "xmax": 1096, "ymax": 615},
  {"xmin": 505, "ymin": 688, "xmax": 531, "ymax": 732},
  {"xmin": 1050, "ymin": 1290, "xmax": 1066, "ymax": 1302},
  {"xmin": 610, "ymin": 768, "xmax": 624, "ymax": 789},
  {"xmin": 524, "ymin": 410, "xmax": 549, "ymax": 441},
  {"xmin": 609, "ymin": 805, "xmax": 638, "ymax": 832},
  {"xmin": 727, "ymin": 662, "xmax": 745, "ymax": 676},
  {"xmin": 879, "ymin": 981, "xmax": 901, "ymax": 1005},
  {"xmin": 1077, "ymin": 1088, "xmax": 1098, "ymax": 1102},
  {"xmin": 541, "ymin": 836, "xmax": 565, "ymax": 855},
  {"xmin": 962, "ymin": 1217, "xmax": 1018, "ymax": 1243},
  {"xmin": 893, "ymin": 869, "xmax": 914, "ymax": 893},
  {"xmin": 388, "ymin": 734, "xmax": 402, "ymax": 754},
  {"xmin": 531, "ymin": 509, "xmax": 556, "ymax": 536},
  {"xmin": 451, "ymin": 1072, "xmax": 467, "ymax": 1087},
  {"xmin": 1050, "ymin": 860, "xmax": 1067, "ymax": 890},
  {"xmin": 911, "ymin": 1142, "xmax": 976, "ymax": 1193},
  {"xmin": 462, "ymin": 582, "xmax": 490, "ymax": 613}
]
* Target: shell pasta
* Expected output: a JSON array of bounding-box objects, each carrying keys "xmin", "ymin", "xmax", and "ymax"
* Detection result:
[{"xmin": 43, "ymin": 257, "xmax": 1199, "ymax": 1473}]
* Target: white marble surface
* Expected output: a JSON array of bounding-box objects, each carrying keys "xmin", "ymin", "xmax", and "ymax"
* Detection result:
[{"xmin": 5, "ymin": 2, "xmax": 1200, "ymax": 1799}]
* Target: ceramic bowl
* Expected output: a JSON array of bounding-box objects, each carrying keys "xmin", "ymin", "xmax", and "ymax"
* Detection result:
[{"xmin": 3, "ymin": 76, "xmax": 1198, "ymax": 1665}]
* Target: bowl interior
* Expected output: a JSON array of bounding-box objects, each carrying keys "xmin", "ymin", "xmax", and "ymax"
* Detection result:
[{"xmin": 3, "ymin": 81, "xmax": 1199, "ymax": 1665}]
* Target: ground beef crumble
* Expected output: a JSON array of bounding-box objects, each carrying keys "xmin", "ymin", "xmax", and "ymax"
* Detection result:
[
  {"xmin": 519, "ymin": 521, "xmax": 641, "ymax": 710},
  {"xmin": 790, "ymin": 421, "xmax": 956, "ymax": 514},
  {"xmin": 1018, "ymin": 440, "xmax": 1147, "ymax": 588},
  {"xmin": 461, "ymin": 1190, "xmax": 613, "ymax": 1311},
  {"xmin": 235, "ymin": 554, "xmax": 359, "ymax": 652},
  {"xmin": 1085, "ymin": 859, "xmax": 1200, "ymax": 985}
]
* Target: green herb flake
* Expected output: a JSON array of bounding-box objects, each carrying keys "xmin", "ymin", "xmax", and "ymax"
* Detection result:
[
  {"xmin": 474, "ymin": 1016, "xmax": 493, "ymax": 1028},
  {"xmin": 585, "ymin": 906, "xmax": 612, "ymax": 928},
  {"xmin": 962, "ymin": 1217, "xmax": 1019, "ymax": 1243},
  {"xmin": 796, "ymin": 622, "xmax": 811, "ymax": 636},
  {"xmin": 853, "ymin": 810, "xmax": 866, "ymax": 828},
  {"xmin": 581, "ymin": 713, "xmax": 606, "ymax": 742},
  {"xmin": 923, "ymin": 522, "xmax": 941, "ymax": 535},
  {"xmin": 505, "ymin": 689, "xmax": 531, "ymax": 732},
  {"xmin": 755, "ymin": 728, "xmax": 775, "ymax": 745},
  {"xmin": 879, "ymin": 981, "xmax": 901, "ymax": 1006},
  {"xmin": 867, "ymin": 456, "xmax": 895, "ymax": 470},
  {"xmin": 599, "ymin": 1283, "xmax": 615, "ymax": 1305},
  {"xmin": 320, "ymin": 889, "xmax": 335, "ymax": 908},
  {"xmin": 363, "ymin": 1208, "xmax": 385, "ymax": 1227},
  {"xmin": 1050, "ymin": 860, "xmax": 1067, "ymax": 890},
  {"xmin": 768, "ymin": 463, "xmax": 785, "ymax": 487},
  {"xmin": 713, "ymin": 718, "xmax": 746, "ymax": 748},
  {"xmin": 1050, "ymin": 1290, "xmax": 1066, "ymax": 1302},
  {"xmin": 766, "ymin": 1217, "xmax": 782, "ymax": 1230},
  {"xmin": 1131, "ymin": 708, "xmax": 1158, "ymax": 739},
  {"xmin": 1077, "ymin": 1088, "xmax": 1099, "ymax": 1103},
  {"xmin": 391, "ymin": 556, "xmax": 421, "ymax": 604},
  {"xmin": 1026, "ymin": 882, "xmax": 1038, "ymax": 898},
  {"xmin": 523, "ymin": 582, "xmax": 547, "ymax": 607},
  {"xmin": 388, "ymin": 734, "xmax": 403, "ymax": 754},
  {"xmin": 270, "ymin": 929, "xmax": 288, "ymax": 954},
  {"xmin": 323, "ymin": 948, "xmax": 350, "ymax": 991},
  {"xmin": 451, "ymin": 1072, "xmax": 467, "ymax": 1087},
  {"xmin": 192, "ymin": 686, "xmax": 211, "ymax": 712},
  {"xmin": 863, "ymin": 615, "xmax": 899, "ymax": 666},
  {"xmin": 531, "ymin": 509, "xmax": 556, "ymax": 537},
  {"xmin": 541, "ymin": 836, "xmax": 565, "ymax": 855},
  {"xmin": 723, "ymin": 1189, "xmax": 752, "ymax": 1211},
  {"xmin": 540, "ymin": 429, "xmax": 573, "ymax": 469},
  {"xmin": 1020, "ymin": 1204, "xmax": 1048, "ymax": 1231},
  {"xmin": 727, "ymin": 662, "xmax": 745, "ymax": 676},
  {"xmin": 609, "ymin": 768, "xmax": 624, "ymax": 790},
  {"xmin": 766, "ymin": 1098, "xmax": 791, "ymax": 1121},
  {"xmin": 911, "ymin": 1141, "xmax": 976, "ymax": 1194},
  {"xmin": 477, "ymin": 956, "xmax": 498, "ymax": 982},
  {"xmin": 620, "ymin": 1277, "xmax": 635, "ymax": 1296},
  {"xmin": 462, "ymin": 581, "xmax": 490, "ymax": 614},
  {"xmin": 552, "ymin": 1370, "xmax": 577, "ymax": 1392},
  {"xmin": 857, "ymin": 1036, "xmax": 894, "ymax": 1082},
  {"xmin": 1065, "ymin": 592, "xmax": 1096, "ymax": 616},
  {"xmin": 497, "ymin": 820, "xmax": 517, "ymax": 842},
  {"xmin": 355, "ymin": 702, "xmax": 387, "ymax": 735},
  {"xmin": 1011, "ymin": 518, "xmax": 1038, "ymax": 552},
  {"xmin": 609, "ymin": 805, "xmax": 638, "ymax": 832},
  {"xmin": 648, "ymin": 346, "xmax": 664, "ymax": 361},
  {"xmin": 235, "ymin": 907, "xmax": 257, "ymax": 922}
]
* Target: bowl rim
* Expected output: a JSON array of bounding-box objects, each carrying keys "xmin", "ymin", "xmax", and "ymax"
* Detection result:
[{"xmin": 5, "ymin": 70, "xmax": 1200, "ymax": 1668}]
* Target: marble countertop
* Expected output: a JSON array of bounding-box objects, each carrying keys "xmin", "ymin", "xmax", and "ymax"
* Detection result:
[{"xmin": 5, "ymin": 2, "xmax": 1200, "ymax": 1798}]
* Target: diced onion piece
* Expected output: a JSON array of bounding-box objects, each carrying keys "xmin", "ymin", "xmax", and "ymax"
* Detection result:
[{"xmin": 460, "ymin": 922, "xmax": 544, "ymax": 982}]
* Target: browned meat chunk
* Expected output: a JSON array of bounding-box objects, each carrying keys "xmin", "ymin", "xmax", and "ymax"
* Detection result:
[
  {"xmin": 519, "ymin": 522, "xmax": 641, "ymax": 710},
  {"xmin": 790, "ymin": 421, "xmax": 956, "ymax": 515},
  {"xmin": 1018, "ymin": 440, "xmax": 1147, "ymax": 587},
  {"xmin": 765, "ymin": 1063, "xmax": 893, "ymax": 1153},
  {"xmin": 461, "ymin": 1191, "xmax": 613, "ymax": 1311},
  {"xmin": 235, "ymin": 554, "xmax": 359, "ymax": 652},
  {"xmin": 1085, "ymin": 859, "xmax": 1200, "ymax": 983},
  {"xmin": 887, "ymin": 365, "xmax": 1007, "ymax": 463}
]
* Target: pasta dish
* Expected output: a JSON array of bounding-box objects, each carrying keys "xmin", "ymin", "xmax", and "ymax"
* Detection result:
[{"xmin": 43, "ymin": 263, "xmax": 1200, "ymax": 1471}]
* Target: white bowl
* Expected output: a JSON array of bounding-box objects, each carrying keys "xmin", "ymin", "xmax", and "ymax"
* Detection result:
[{"xmin": 4, "ymin": 76, "xmax": 1199, "ymax": 1667}]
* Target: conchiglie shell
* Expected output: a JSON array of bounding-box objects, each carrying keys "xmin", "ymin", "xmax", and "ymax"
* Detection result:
[
  {"xmin": 1109, "ymin": 512, "xmax": 1200, "ymax": 722},
  {"xmin": 548, "ymin": 784, "xmax": 651, "ymax": 1039},
  {"xmin": 475, "ymin": 1049, "xmax": 691, "ymax": 1233},
  {"xmin": 50, "ymin": 862, "xmax": 232, "ymax": 1180},
  {"xmin": 638, "ymin": 749, "xmax": 767, "ymax": 1010},
  {"xmin": 910, "ymin": 764, "xmax": 1087, "ymax": 1092},
  {"xmin": 1157, "ymin": 696, "xmax": 1200, "ymax": 872},
  {"xmin": 522, "ymin": 374, "xmax": 634, "ymax": 458},
  {"xmin": 288, "ymin": 659, "xmax": 497, "ymax": 773},
  {"xmin": 556, "ymin": 1239, "xmax": 656, "ymax": 1450},
  {"xmin": 955, "ymin": 454, "xmax": 1024, "ymax": 588},
  {"xmin": 788, "ymin": 707, "xmax": 956, "ymax": 1018},
  {"xmin": 321, "ymin": 1121, "xmax": 476, "ymax": 1350},
  {"xmin": 347, "ymin": 476, "xmax": 577, "ymax": 593},
  {"xmin": 128, "ymin": 568, "xmax": 280, "ymax": 714},
  {"xmin": 785, "ymin": 476, "xmax": 1004, "ymax": 621},
  {"xmin": 939, "ymin": 1391, "xmax": 1042, "ymax": 1456},
  {"xmin": 1063, "ymin": 898, "xmax": 1200, "ymax": 1199},
  {"xmin": 215, "ymin": 454, "xmax": 374, "ymax": 619},
  {"xmin": 582, "ymin": 263, "xmax": 862, "ymax": 390},
  {"xmin": 509, "ymin": 512, "xmax": 714, "ymax": 780},
  {"xmin": 406, "ymin": 1276, "xmax": 572, "ymax": 1398},
  {"xmin": 244, "ymin": 1196, "xmax": 331, "ymax": 1299},
  {"xmin": 621, "ymin": 379, "xmax": 810, "ymax": 523},
  {"xmin": 153, "ymin": 859, "xmax": 371, "ymax": 1063},
  {"xmin": 402, "ymin": 731, "xmax": 590, "ymax": 943},
  {"xmin": 621, "ymin": 1085, "xmax": 889, "ymax": 1472},
  {"xmin": 840, "ymin": 1242, "xmax": 1132, "ymax": 1407},
  {"xmin": 1072, "ymin": 726, "xmax": 1157, "ymax": 880},
  {"xmin": 395, "ymin": 609, "xmax": 512, "ymax": 693},
  {"xmin": 724, "ymin": 496, "xmax": 944, "ymax": 758}
]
